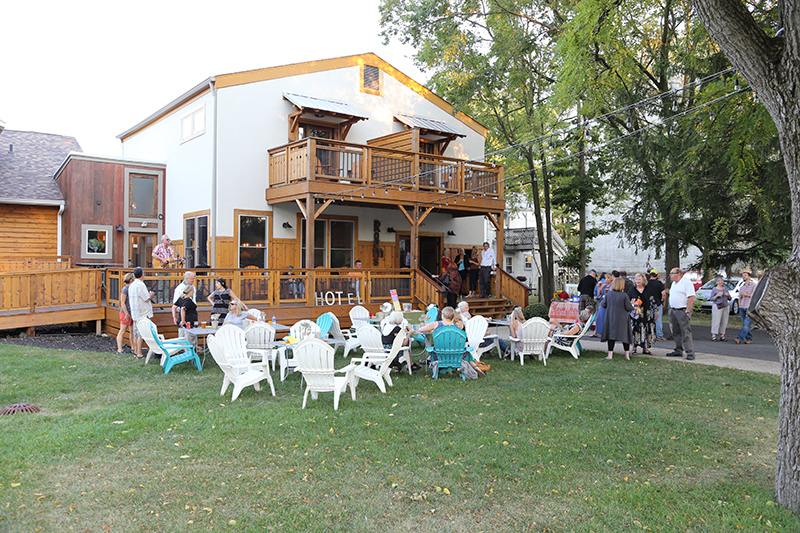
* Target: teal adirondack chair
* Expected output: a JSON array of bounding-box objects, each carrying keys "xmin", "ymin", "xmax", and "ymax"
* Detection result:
[
  {"xmin": 137, "ymin": 318, "xmax": 202, "ymax": 375},
  {"xmin": 431, "ymin": 325, "xmax": 468, "ymax": 380},
  {"xmin": 316, "ymin": 312, "xmax": 334, "ymax": 338}
]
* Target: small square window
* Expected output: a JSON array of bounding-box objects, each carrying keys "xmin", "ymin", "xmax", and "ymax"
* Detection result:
[
  {"xmin": 180, "ymin": 104, "xmax": 206, "ymax": 143},
  {"xmin": 81, "ymin": 224, "xmax": 113, "ymax": 260}
]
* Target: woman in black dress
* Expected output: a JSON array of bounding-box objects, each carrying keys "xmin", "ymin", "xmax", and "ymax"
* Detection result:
[{"xmin": 627, "ymin": 272, "xmax": 655, "ymax": 354}]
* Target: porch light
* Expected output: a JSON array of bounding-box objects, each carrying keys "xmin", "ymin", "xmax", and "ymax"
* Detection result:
[
  {"xmin": 447, "ymin": 230, "xmax": 456, "ymax": 236},
  {"xmin": 115, "ymin": 224, "xmax": 124, "ymax": 231},
  {"xmin": 282, "ymin": 222, "xmax": 292, "ymax": 229},
  {"xmin": 387, "ymin": 227, "xmax": 395, "ymax": 233}
]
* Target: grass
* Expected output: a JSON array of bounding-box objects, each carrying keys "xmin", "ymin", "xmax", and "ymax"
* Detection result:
[{"xmin": 0, "ymin": 342, "xmax": 795, "ymax": 532}]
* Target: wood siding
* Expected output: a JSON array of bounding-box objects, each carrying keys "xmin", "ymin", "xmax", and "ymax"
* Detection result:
[
  {"xmin": 367, "ymin": 129, "xmax": 418, "ymax": 152},
  {"xmin": 215, "ymin": 237, "xmax": 236, "ymax": 268},
  {"xmin": 0, "ymin": 204, "xmax": 59, "ymax": 261}
]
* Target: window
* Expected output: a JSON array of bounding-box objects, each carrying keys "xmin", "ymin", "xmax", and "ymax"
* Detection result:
[
  {"xmin": 129, "ymin": 174, "xmax": 157, "ymax": 217},
  {"xmin": 298, "ymin": 123, "xmax": 334, "ymax": 140},
  {"xmin": 184, "ymin": 214, "xmax": 209, "ymax": 267},
  {"xmin": 361, "ymin": 65, "xmax": 382, "ymax": 95},
  {"xmin": 524, "ymin": 254, "xmax": 533, "ymax": 270},
  {"xmin": 505, "ymin": 256, "xmax": 513, "ymax": 273},
  {"xmin": 300, "ymin": 219, "xmax": 355, "ymax": 268},
  {"xmin": 81, "ymin": 224, "xmax": 113, "ymax": 260},
  {"xmin": 239, "ymin": 215, "xmax": 268, "ymax": 268},
  {"xmin": 180, "ymin": 104, "xmax": 205, "ymax": 143}
]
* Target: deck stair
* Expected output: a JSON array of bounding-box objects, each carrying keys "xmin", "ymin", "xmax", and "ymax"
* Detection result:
[{"xmin": 464, "ymin": 297, "xmax": 515, "ymax": 320}]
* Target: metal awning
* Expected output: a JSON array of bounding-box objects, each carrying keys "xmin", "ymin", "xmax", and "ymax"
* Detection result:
[
  {"xmin": 283, "ymin": 93, "xmax": 368, "ymax": 119},
  {"xmin": 394, "ymin": 114, "xmax": 466, "ymax": 137}
]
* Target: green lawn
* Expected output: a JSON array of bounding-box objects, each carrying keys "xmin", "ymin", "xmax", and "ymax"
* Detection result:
[{"xmin": 0, "ymin": 343, "xmax": 795, "ymax": 532}]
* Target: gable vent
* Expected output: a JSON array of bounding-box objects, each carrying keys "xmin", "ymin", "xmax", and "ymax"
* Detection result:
[{"xmin": 363, "ymin": 65, "xmax": 380, "ymax": 92}]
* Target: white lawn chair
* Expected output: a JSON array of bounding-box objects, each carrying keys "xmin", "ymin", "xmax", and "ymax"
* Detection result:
[
  {"xmin": 464, "ymin": 315, "xmax": 498, "ymax": 362},
  {"xmin": 294, "ymin": 338, "xmax": 354, "ymax": 410},
  {"xmin": 211, "ymin": 325, "xmax": 275, "ymax": 396},
  {"xmin": 509, "ymin": 317, "xmax": 550, "ymax": 366},
  {"xmin": 207, "ymin": 333, "xmax": 275, "ymax": 401},
  {"xmin": 323, "ymin": 313, "xmax": 350, "ymax": 352},
  {"xmin": 347, "ymin": 330, "xmax": 408, "ymax": 394},
  {"xmin": 349, "ymin": 305, "xmax": 370, "ymax": 329},
  {"xmin": 279, "ymin": 320, "xmax": 322, "ymax": 382},
  {"xmin": 544, "ymin": 314, "xmax": 596, "ymax": 362},
  {"xmin": 136, "ymin": 318, "xmax": 202, "ymax": 374},
  {"xmin": 356, "ymin": 322, "xmax": 413, "ymax": 375},
  {"xmin": 244, "ymin": 322, "xmax": 278, "ymax": 371}
]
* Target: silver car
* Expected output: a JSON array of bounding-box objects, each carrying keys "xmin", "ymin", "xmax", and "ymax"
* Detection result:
[{"xmin": 696, "ymin": 277, "xmax": 756, "ymax": 314}]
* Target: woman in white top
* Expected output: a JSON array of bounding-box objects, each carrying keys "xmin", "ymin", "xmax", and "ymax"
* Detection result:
[{"xmin": 223, "ymin": 299, "xmax": 261, "ymax": 328}]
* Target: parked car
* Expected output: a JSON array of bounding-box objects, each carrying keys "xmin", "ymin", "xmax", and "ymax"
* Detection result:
[
  {"xmin": 695, "ymin": 277, "xmax": 757, "ymax": 314},
  {"xmin": 684, "ymin": 270, "xmax": 704, "ymax": 291}
]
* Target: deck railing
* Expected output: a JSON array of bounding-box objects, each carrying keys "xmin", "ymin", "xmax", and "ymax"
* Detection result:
[
  {"xmin": 268, "ymin": 138, "xmax": 502, "ymax": 198},
  {"xmin": 0, "ymin": 256, "xmax": 72, "ymax": 273},
  {"xmin": 105, "ymin": 268, "xmax": 417, "ymax": 310},
  {"xmin": 0, "ymin": 268, "xmax": 100, "ymax": 312}
]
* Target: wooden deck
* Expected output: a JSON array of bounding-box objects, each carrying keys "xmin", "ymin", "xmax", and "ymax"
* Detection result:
[{"xmin": 266, "ymin": 138, "xmax": 505, "ymax": 214}]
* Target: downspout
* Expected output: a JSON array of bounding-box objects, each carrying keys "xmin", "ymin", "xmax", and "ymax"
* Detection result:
[
  {"xmin": 57, "ymin": 202, "xmax": 65, "ymax": 257},
  {"xmin": 209, "ymin": 78, "xmax": 218, "ymax": 267}
]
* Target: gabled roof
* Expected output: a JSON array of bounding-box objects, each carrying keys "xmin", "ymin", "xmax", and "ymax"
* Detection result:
[
  {"xmin": 118, "ymin": 53, "xmax": 487, "ymax": 142},
  {"xmin": 0, "ymin": 129, "xmax": 81, "ymax": 204}
]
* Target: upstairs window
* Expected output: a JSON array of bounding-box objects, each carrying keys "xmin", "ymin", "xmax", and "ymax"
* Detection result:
[
  {"xmin": 361, "ymin": 65, "xmax": 382, "ymax": 96},
  {"xmin": 129, "ymin": 174, "xmax": 157, "ymax": 217},
  {"xmin": 180, "ymin": 104, "xmax": 205, "ymax": 143}
]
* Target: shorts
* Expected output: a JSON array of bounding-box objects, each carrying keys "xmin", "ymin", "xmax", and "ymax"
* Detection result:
[{"xmin": 119, "ymin": 310, "xmax": 133, "ymax": 326}]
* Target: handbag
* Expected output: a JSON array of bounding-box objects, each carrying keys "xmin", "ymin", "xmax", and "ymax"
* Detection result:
[{"xmin": 441, "ymin": 274, "xmax": 451, "ymax": 287}]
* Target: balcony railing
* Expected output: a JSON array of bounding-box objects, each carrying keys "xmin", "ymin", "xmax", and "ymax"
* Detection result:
[{"xmin": 268, "ymin": 138, "xmax": 502, "ymax": 199}]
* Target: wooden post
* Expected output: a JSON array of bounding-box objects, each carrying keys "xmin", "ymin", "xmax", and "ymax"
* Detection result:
[{"xmin": 304, "ymin": 193, "xmax": 315, "ymax": 307}]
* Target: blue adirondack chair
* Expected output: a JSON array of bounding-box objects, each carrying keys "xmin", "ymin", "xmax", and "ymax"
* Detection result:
[
  {"xmin": 137, "ymin": 318, "xmax": 203, "ymax": 375},
  {"xmin": 431, "ymin": 325, "xmax": 468, "ymax": 380},
  {"xmin": 316, "ymin": 312, "xmax": 334, "ymax": 338}
]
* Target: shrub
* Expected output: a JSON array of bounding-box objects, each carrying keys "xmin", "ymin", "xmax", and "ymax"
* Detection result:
[{"xmin": 524, "ymin": 302, "xmax": 550, "ymax": 320}]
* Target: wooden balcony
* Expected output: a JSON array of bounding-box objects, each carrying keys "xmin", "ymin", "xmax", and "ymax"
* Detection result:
[{"xmin": 267, "ymin": 138, "xmax": 505, "ymax": 214}]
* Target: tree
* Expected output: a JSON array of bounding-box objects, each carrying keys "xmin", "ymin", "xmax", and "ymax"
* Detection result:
[
  {"xmin": 693, "ymin": 0, "xmax": 800, "ymax": 512},
  {"xmin": 380, "ymin": 0, "xmax": 573, "ymax": 301}
]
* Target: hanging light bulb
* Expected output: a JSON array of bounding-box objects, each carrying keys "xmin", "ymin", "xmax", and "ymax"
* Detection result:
[
  {"xmin": 669, "ymin": 122, "xmax": 675, "ymax": 134},
  {"xmin": 626, "ymin": 115, "xmax": 631, "ymax": 129},
  {"xmin": 549, "ymin": 134, "xmax": 554, "ymax": 148},
  {"xmin": 360, "ymin": 193, "xmax": 364, "ymax": 198},
  {"xmin": 709, "ymin": 108, "xmax": 714, "ymax": 121},
  {"xmin": 638, "ymin": 134, "xmax": 643, "ymax": 146},
  {"xmin": 753, "ymin": 92, "xmax": 759, "ymax": 103},
  {"xmin": 672, "ymin": 99, "xmax": 678, "ymax": 112},
  {"xmin": 734, "ymin": 75, "xmax": 739, "ymax": 91},
  {"xmin": 385, "ymin": 187, "xmax": 388, "ymax": 194},
  {"xmin": 372, "ymin": 190, "xmax": 375, "ymax": 196}
]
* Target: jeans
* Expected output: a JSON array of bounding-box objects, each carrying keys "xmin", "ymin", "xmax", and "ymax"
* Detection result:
[
  {"xmin": 737, "ymin": 307, "xmax": 753, "ymax": 342},
  {"xmin": 654, "ymin": 304, "xmax": 664, "ymax": 338}
]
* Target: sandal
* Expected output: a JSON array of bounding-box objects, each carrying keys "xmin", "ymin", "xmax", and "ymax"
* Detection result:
[
  {"xmin": 134, "ymin": 354, "xmax": 146, "ymax": 360},
  {"xmin": 711, "ymin": 335, "xmax": 717, "ymax": 341},
  {"xmin": 720, "ymin": 336, "xmax": 726, "ymax": 342},
  {"xmin": 642, "ymin": 349, "xmax": 652, "ymax": 355},
  {"xmin": 410, "ymin": 363, "xmax": 421, "ymax": 372}
]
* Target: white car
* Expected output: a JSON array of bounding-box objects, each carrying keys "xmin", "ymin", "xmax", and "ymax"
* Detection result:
[{"xmin": 696, "ymin": 277, "xmax": 757, "ymax": 314}]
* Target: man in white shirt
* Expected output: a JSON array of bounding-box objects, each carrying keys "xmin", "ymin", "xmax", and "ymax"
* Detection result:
[
  {"xmin": 128, "ymin": 267, "xmax": 155, "ymax": 359},
  {"xmin": 479, "ymin": 242, "xmax": 496, "ymax": 298},
  {"xmin": 666, "ymin": 267, "xmax": 696, "ymax": 360},
  {"xmin": 172, "ymin": 271, "xmax": 197, "ymax": 325}
]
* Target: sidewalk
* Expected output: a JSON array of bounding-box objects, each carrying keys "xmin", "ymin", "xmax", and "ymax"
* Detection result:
[{"xmin": 580, "ymin": 324, "xmax": 780, "ymax": 375}]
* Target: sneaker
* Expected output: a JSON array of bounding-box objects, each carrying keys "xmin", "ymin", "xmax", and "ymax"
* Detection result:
[
  {"xmin": 665, "ymin": 351, "xmax": 683, "ymax": 357},
  {"xmin": 744, "ymin": 340, "xmax": 753, "ymax": 344},
  {"xmin": 656, "ymin": 337, "xmax": 667, "ymax": 342},
  {"xmin": 686, "ymin": 354, "xmax": 695, "ymax": 360}
]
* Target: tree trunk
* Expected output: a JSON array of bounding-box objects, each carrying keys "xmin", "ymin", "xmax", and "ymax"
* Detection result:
[
  {"xmin": 694, "ymin": 0, "xmax": 800, "ymax": 513},
  {"xmin": 528, "ymin": 158, "xmax": 552, "ymax": 302}
]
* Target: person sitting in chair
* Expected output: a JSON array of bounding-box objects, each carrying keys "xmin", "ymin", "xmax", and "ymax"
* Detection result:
[{"xmin": 547, "ymin": 309, "xmax": 592, "ymax": 349}]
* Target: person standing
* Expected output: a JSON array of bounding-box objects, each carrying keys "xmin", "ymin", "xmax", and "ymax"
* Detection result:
[
  {"xmin": 207, "ymin": 277, "xmax": 243, "ymax": 322},
  {"xmin": 666, "ymin": 268, "xmax": 696, "ymax": 360},
  {"xmin": 601, "ymin": 278, "xmax": 634, "ymax": 360},
  {"xmin": 172, "ymin": 271, "xmax": 197, "ymax": 326},
  {"xmin": 444, "ymin": 260, "xmax": 462, "ymax": 308},
  {"xmin": 647, "ymin": 270, "xmax": 667, "ymax": 341},
  {"xmin": 441, "ymin": 248, "xmax": 452, "ymax": 274},
  {"xmin": 129, "ymin": 267, "xmax": 155, "ymax": 359},
  {"xmin": 467, "ymin": 246, "xmax": 480, "ymax": 298},
  {"xmin": 577, "ymin": 269, "xmax": 598, "ymax": 311},
  {"xmin": 627, "ymin": 273, "xmax": 654, "ymax": 354},
  {"xmin": 115, "ymin": 273, "xmax": 135, "ymax": 354},
  {"xmin": 151, "ymin": 234, "xmax": 175, "ymax": 268},
  {"xmin": 455, "ymin": 248, "xmax": 469, "ymax": 295},
  {"xmin": 710, "ymin": 276, "xmax": 731, "ymax": 341},
  {"xmin": 479, "ymin": 242, "xmax": 496, "ymax": 298},
  {"xmin": 735, "ymin": 270, "xmax": 757, "ymax": 344},
  {"xmin": 593, "ymin": 272, "xmax": 612, "ymax": 338}
]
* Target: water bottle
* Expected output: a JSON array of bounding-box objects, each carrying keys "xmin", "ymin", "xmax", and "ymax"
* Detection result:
[{"xmin": 272, "ymin": 315, "xmax": 276, "ymax": 325}]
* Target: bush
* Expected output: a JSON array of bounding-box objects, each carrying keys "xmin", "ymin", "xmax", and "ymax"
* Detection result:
[{"xmin": 524, "ymin": 302, "xmax": 550, "ymax": 320}]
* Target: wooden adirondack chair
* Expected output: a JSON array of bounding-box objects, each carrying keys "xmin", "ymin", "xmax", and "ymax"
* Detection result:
[
  {"xmin": 544, "ymin": 313, "xmax": 596, "ymax": 362},
  {"xmin": 136, "ymin": 318, "xmax": 202, "ymax": 375},
  {"xmin": 207, "ymin": 332, "xmax": 275, "ymax": 401},
  {"xmin": 431, "ymin": 325, "xmax": 468, "ymax": 380},
  {"xmin": 244, "ymin": 322, "xmax": 278, "ymax": 371},
  {"xmin": 509, "ymin": 317, "xmax": 550, "ymax": 366},
  {"xmin": 294, "ymin": 338, "xmax": 355, "ymax": 410}
]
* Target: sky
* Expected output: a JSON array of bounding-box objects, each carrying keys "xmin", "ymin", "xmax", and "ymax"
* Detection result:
[{"xmin": 1, "ymin": 0, "xmax": 426, "ymax": 156}]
